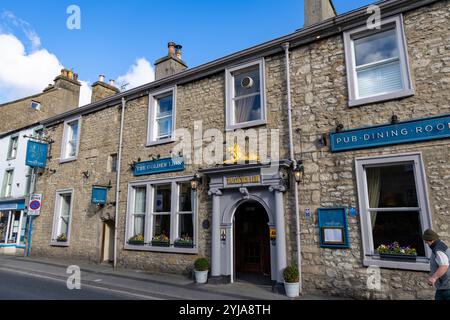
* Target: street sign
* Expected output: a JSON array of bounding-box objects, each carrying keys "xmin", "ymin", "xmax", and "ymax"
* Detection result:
[{"xmin": 27, "ymin": 194, "xmax": 42, "ymax": 216}]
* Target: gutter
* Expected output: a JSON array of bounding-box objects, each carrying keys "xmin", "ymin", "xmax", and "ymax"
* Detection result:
[
  {"xmin": 40, "ymin": 0, "xmax": 439, "ymax": 127},
  {"xmin": 113, "ymin": 97, "xmax": 126, "ymax": 268}
]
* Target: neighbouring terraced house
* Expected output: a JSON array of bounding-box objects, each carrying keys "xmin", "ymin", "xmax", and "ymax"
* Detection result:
[{"xmin": 0, "ymin": 0, "xmax": 449, "ymax": 300}]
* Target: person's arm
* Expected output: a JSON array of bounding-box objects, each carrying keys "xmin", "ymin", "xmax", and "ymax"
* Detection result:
[{"xmin": 428, "ymin": 251, "xmax": 449, "ymax": 286}]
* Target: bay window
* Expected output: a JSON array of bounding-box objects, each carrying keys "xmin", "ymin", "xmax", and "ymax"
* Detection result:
[
  {"xmin": 52, "ymin": 190, "xmax": 74, "ymax": 245},
  {"xmin": 147, "ymin": 88, "xmax": 176, "ymax": 145},
  {"xmin": 356, "ymin": 153, "xmax": 432, "ymax": 271},
  {"xmin": 344, "ymin": 15, "xmax": 413, "ymax": 107},
  {"xmin": 61, "ymin": 117, "xmax": 80, "ymax": 161},
  {"xmin": 226, "ymin": 59, "xmax": 266, "ymax": 130},
  {"xmin": 126, "ymin": 178, "xmax": 197, "ymax": 252}
]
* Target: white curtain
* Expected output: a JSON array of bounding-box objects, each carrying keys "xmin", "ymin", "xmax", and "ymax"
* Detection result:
[
  {"xmin": 134, "ymin": 215, "xmax": 144, "ymax": 236},
  {"xmin": 235, "ymin": 96, "xmax": 257, "ymax": 124},
  {"xmin": 367, "ymin": 167, "xmax": 381, "ymax": 230}
]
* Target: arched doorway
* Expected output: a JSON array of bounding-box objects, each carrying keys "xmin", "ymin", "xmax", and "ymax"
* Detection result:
[{"xmin": 234, "ymin": 200, "xmax": 271, "ymax": 282}]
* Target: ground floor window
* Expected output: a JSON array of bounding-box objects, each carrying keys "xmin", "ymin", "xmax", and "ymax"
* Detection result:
[
  {"xmin": 0, "ymin": 211, "xmax": 26, "ymax": 245},
  {"xmin": 127, "ymin": 177, "xmax": 196, "ymax": 251},
  {"xmin": 356, "ymin": 153, "xmax": 432, "ymax": 270},
  {"xmin": 51, "ymin": 190, "xmax": 74, "ymax": 245}
]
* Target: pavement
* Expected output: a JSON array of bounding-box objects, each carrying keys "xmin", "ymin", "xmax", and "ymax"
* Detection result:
[{"xmin": 0, "ymin": 254, "xmax": 347, "ymax": 300}]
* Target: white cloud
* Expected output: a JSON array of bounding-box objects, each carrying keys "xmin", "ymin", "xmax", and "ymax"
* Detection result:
[
  {"xmin": 116, "ymin": 58, "xmax": 155, "ymax": 90},
  {"xmin": 1, "ymin": 11, "xmax": 41, "ymax": 50}
]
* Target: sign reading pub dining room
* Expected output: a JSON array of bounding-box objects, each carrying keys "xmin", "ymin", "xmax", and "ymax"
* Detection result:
[
  {"xmin": 133, "ymin": 157, "xmax": 185, "ymax": 176},
  {"xmin": 330, "ymin": 114, "xmax": 450, "ymax": 152}
]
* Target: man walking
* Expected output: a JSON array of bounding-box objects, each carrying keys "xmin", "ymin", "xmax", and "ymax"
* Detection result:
[{"xmin": 423, "ymin": 229, "xmax": 450, "ymax": 300}]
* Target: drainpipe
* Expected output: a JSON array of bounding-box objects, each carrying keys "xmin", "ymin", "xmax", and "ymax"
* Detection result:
[
  {"xmin": 113, "ymin": 97, "xmax": 126, "ymax": 269},
  {"xmin": 283, "ymin": 42, "xmax": 303, "ymax": 294}
]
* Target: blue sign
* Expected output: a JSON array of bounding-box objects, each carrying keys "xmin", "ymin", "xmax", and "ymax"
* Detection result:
[
  {"xmin": 330, "ymin": 114, "xmax": 450, "ymax": 152},
  {"xmin": 318, "ymin": 207, "xmax": 350, "ymax": 249},
  {"xmin": 26, "ymin": 140, "xmax": 48, "ymax": 168},
  {"xmin": 0, "ymin": 199, "xmax": 25, "ymax": 211},
  {"xmin": 133, "ymin": 157, "xmax": 185, "ymax": 176},
  {"xmin": 92, "ymin": 187, "xmax": 108, "ymax": 205}
]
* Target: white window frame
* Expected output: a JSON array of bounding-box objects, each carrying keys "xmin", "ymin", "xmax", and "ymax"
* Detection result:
[
  {"xmin": 344, "ymin": 14, "xmax": 414, "ymax": 107},
  {"xmin": 1, "ymin": 169, "xmax": 14, "ymax": 198},
  {"xmin": 147, "ymin": 87, "xmax": 176, "ymax": 146},
  {"xmin": 225, "ymin": 59, "xmax": 267, "ymax": 131},
  {"xmin": 7, "ymin": 135, "xmax": 19, "ymax": 160},
  {"xmin": 60, "ymin": 117, "xmax": 81, "ymax": 163},
  {"xmin": 355, "ymin": 152, "xmax": 432, "ymax": 271},
  {"xmin": 125, "ymin": 176, "xmax": 198, "ymax": 254},
  {"xmin": 51, "ymin": 189, "xmax": 74, "ymax": 247}
]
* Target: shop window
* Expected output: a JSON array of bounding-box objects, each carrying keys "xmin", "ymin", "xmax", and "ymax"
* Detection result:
[
  {"xmin": 61, "ymin": 117, "xmax": 80, "ymax": 162},
  {"xmin": 147, "ymin": 88, "xmax": 176, "ymax": 146},
  {"xmin": 1, "ymin": 169, "xmax": 14, "ymax": 198},
  {"xmin": 225, "ymin": 59, "xmax": 266, "ymax": 130},
  {"xmin": 7, "ymin": 135, "xmax": 19, "ymax": 160},
  {"xmin": 126, "ymin": 178, "xmax": 196, "ymax": 251},
  {"xmin": 356, "ymin": 153, "xmax": 432, "ymax": 271},
  {"xmin": 344, "ymin": 15, "xmax": 413, "ymax": 107},
  {"xmin": 52, "ymin": 190, "xmax": 73, "ymax": 245}
]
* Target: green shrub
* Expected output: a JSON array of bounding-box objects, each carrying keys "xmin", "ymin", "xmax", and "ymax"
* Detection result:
[
  {"xmin": 283, "ymin": 266, "xmax": 299, "ymax": 283},
  {"xmin": 194, "ymin": 258, "xmax": 209, "ymax": 271}
]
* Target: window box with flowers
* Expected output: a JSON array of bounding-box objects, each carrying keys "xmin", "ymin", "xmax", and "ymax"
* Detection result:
[
  {"xmin": 377, "ymin": 242, "xmax": 417, "ymax": 262},
  {"xmin": 128, "ymin": 234, "xmax": 145, "ymax": 246},
  {"xmin": 56, "ymin": 233, "xmax": 67, "ymax": 243},
  {"xmin": 174, "ymin": 235, "xmax": 194, "ymax": 248},
  {"xmin": 151, "ymin": 234, "xmax": 170, "ymax": 247}
]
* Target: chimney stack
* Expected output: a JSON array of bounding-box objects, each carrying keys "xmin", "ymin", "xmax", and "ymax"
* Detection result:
[
  {"xmin": 91, "ymin": 74, "xmax": 120, "ymax": 103},
  {"xmin": 304, "ymin": 0, "xmax": 336, "ymax": 27},
  {"xmin": 154, "ymin": 41, "xmax": 188, "ymax": 81}
]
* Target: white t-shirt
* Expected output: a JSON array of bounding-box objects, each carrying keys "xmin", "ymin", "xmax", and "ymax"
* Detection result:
[{"xmin": 436, "ymin": 250, "xmax": 450, "ymax": 266}]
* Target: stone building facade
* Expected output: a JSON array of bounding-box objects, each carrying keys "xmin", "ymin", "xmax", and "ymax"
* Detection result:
[{"xmin": 25, "ymin": 0, "xmax": 450, "ymax": 300}]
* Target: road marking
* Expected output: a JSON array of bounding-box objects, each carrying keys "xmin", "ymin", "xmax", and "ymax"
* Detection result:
[{"xmin": 0, "ymin": 267, "xmax": 163, "ymax": 300}]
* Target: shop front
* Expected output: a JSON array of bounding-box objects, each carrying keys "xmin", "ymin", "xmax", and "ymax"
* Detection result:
[
  {"xmin": 0, "ymin": 198, "xmax": 27, "ymax": 255},
  {"xmin": 199, "ymin": 160, "xmax": 291, "ymax": 287}
]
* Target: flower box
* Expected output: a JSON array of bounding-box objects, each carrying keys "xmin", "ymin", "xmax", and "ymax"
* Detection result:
[
  {"xmin": 151, "ymin": 240, "xmax": 170, "ymax": 247},
  {"xmin": 128, "ymin": 240, "xmax": 145, "ymax": 246},
  {"xmin": 174, "ymin": 241, "xmax": 194, "ymax": 248},
  {"xmin": 379, "ymin": 253, "xmax": 417, "ymax": 262}
]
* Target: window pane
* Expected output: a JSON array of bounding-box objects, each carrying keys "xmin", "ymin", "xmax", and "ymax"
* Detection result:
[
  {"xmin": 70, "ymin": 122, "xmax": 79, "ymax": 141},
  {"xmin": 154, "ymin": 184, "xmax": 171, "ymax": 212},
  {"xmin": 59, "ymin": 217, "xmax": 69, "ymax": 236},
  {"xmin": 233, "ymin": 65, "xmax": 261, "ymax": 97},
  {"xmin": 60, "ymin": 194, "xmax": 71, "ymax": 216},
  {"xmin": 157, "ymin": 95, "xmax": 173, "ymax": 117},
  {"xmin": 357, "ymin": 60, "xmax": 403, "ymax": 97},
  {"xmin": 178, "ymin": 214, "xmax": 193, "ymax": 239},
  {"xmin": 234, "ymin": 94, "xmax": 262, "ymax": 124},
  {"xmin": 153, "ymin": 215, "xmax": 170, "ymax": 239},
  {"xmin": 372, "ymin": 210, "xmax": 425, "ymax": 256},
  {"xmin": 134, "ymin": 187, "xmax": 146, "ymax": 214},
  {"xmin": 0, "ymin": 212, "xmax": 8, "ymax": 242},
  {"xmin": 366, "ymin": 164, "xmax": 418, "ymax": 208},
  {"xmin": 354, "ymin": 28, "xmax": 399, "ymax": 66},
  {"xmin": 157, "ymin": 117, "xmax": 172, "ymax": 138},
  {"xmin": 179, "ymin": 183, "xmax": 192, "ymax": 212},
  {"xmin": 133, "ymin": 215, "xmax": 145, "ymax": 237}
]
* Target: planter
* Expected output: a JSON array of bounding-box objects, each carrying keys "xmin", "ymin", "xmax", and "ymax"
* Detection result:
[
  {"xmin": 151, "ymin": 241, "xmax": 170, "ymax": 247},
  {"xmin": 284, "ymin": 282, "xmax": 299, "ymax": 298},
  {"xmin": 128, "ymin": 240, "xmax": 145, "ymax": 246},
  {"xmin": 379, "ymin": 253, "xmax": 417, "ymax": 262},
  {"xmin": 194, "ymin": 270, "xmax": 208, "ymax": 284},
  {"xmin": 174, "ymin": 241, "xmax": 194, "ymax": 248}
]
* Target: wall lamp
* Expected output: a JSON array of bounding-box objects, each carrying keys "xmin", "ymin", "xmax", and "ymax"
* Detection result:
[
  {"xmin": 292, "ymin": 160, "xmax": 305, "ymax": 184},
  {"xmin": 191, "ymin": 173, "xmax": 203, "ymax": 191},
  {"xmin": 335, "ymin": 124, "xmax": 344, "ymax": 133},
  {"xmin": 391, "ymin": 114, "xmax": 399, "ymax": 124}
]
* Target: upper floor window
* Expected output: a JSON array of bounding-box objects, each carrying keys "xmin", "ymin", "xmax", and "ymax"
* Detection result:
[
  {"xmin": 30, "ymin": 101, "xmax": 41, "ymax": 111},
  {"xmin": 344, "ymin": 15, "xmax": 413, "ymax": 107},
  {"xmin": 147, "ymin": 88, "xmax": 175, "ymax": 146},
  {"xmin": 61, "ymin": 118, "xmax": 80, "ymax": 161},
  {"xmin": 7, "ymin": 135, "xmax": 19, "ymax": 160},
  {"xmin": 1, "ymin": 169, "xmax": 14, "ymax": 198},
  {"xmin": 226, "ymin": 59, "xmax": 266, "ymax": 131},
  {"xmin": 108, "ymin": 153, "xmax": 118, "ymax": 173}
]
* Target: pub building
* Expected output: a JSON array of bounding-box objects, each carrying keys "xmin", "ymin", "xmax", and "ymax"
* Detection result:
[{"xmin": 21, "ymin": 0, "xmax": 450, "ymax": 299}]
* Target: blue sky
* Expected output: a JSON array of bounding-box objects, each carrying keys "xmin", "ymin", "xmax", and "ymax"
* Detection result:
[{"xmin": 0, "ymin": 0, "xmax": 374, "ymax": 105}]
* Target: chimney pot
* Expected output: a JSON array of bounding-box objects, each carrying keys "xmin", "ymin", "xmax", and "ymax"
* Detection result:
[
  {"xmin": 99, "ymin": 75, "xmax": 105, "ymax": 82},
  {"xmin": 168, "ymin": 41, "xmax": 176, "ymax": 57},
  {"xmin": 109, "ymin": 79, "xmax": 115, "ymax": 87},
  {"xmin": 175, "ymin": 44, "xmax": 182, "ymax": 60}
]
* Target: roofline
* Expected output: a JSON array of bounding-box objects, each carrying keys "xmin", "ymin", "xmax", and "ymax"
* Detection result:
[
  {"xmin": 0, "ymin": 87, "xmax": 58, "ymax": 108},
  {"xmin": 41, "ymin": 0, "xmax": 440, "ymax": 127},
  {"xmin": 0, "ymin": 122, "xmax": 42, "ymax": 139}
]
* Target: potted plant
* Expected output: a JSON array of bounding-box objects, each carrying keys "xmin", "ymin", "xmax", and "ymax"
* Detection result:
[
  {"xmin": 377, "ymin": 242, "xmax": 417, "ymax": 262},
  {"xmin": 174, "ymin": 234, "xmax": 194, "ymax": 248},
  {"xmin": 56, "ymin": 233, "xmax": 67, "ymax": 242},
  {"xmin": 128, "ymin": 234, "xmax": 145, "ymax": 245},
  {"xmin": 194, "ymin": 258, "xmax": 209, "ymax": 284},
  {"xmin": 283, "ymin": 266, "xmax": 300, "ymax": 298},
  {"xmin": 151, "ymin": 234, "xmax": 170, "ymax": 247}
]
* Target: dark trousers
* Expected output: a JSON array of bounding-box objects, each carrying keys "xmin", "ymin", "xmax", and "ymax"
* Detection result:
[{"xmin": 435, "ymin": 289, "xmax": 450, "ymax": 300}]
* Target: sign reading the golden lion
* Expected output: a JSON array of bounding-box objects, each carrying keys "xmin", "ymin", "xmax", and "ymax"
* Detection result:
[{"xmin": 226, "ymin": 175, "xmax": 261, "ymax": 186}]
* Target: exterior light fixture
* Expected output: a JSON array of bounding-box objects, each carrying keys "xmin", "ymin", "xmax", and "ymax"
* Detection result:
[
  {"xmin": 293, "ymin": 161, "xmax": 305, "ymax": 184},
  {"xmin": 391, "ymin": 114, "xmax": 399, "ymax": 124},
  {"xmin": 191, "ymin": 173, "xmax": 202, "ymax": 191},
  {"xmin": 335, "ymin": 124, "xmax": 344, "ymax": 133}
]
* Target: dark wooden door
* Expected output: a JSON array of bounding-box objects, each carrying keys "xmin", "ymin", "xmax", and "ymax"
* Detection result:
[{"xmin": 235, "ymin": 202, "xmax": 270, "ymax": 276}]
